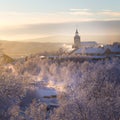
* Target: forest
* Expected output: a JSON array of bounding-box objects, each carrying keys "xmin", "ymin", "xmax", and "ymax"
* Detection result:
[{"xmin": 0, "ymin": 54, "xmax": 120, "ymax": 120}]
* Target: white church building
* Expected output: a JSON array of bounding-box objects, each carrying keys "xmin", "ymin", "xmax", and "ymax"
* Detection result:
[
  {"xmin": 72, "ymin": 29, "xmax": 120, "ymax": 56},
  {"xmin": 72, "ymin": 29, "xmax": 97, "ymax": 48}
]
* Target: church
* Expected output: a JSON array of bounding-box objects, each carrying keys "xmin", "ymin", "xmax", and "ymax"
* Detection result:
[
  {"xmin": 72, "ymin": 29, "xmax": 97, "ymax": 48},
  {"xmin": 72, "ymin": 29, "xmax": 120, "ymax": 56}
]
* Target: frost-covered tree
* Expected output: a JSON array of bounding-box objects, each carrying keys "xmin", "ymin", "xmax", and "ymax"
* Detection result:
[
  {"xmin": 0, "ymin": 53, "xmax": 120, "ymax": 120},
  {"xmin": 24, "ymin": 100, "xmax": 47, "ymax": 120}
]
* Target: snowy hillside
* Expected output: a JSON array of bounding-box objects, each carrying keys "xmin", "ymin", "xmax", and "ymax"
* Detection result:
[{"xmin": 0, "ymin": 53, "xmax": 120, "ymax": 120}]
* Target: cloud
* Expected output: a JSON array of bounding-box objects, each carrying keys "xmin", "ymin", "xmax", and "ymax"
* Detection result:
[
  {"xmin": 69, "ymin": 11, "xmax": 93, "ymax": 16},
  {"xmin": 0, "ymin": 9, "xmax": 120, "ymax": 39},
  {"xmin": 99, "ymin": 10, "xmax": 120, "ymax": 17},
  {"xmin": 70, "ymin": 9, "xmax": 89, "ymax": 11},
  {"xmin": 0, "ymin": 20, "xmax": 120, "ymax": 43},
  {"xmin": 0, "ymin": 20, "xmax": 120, "ymax": 38},
  {"xmin": 0, "ymin": 9, "xmax": 120, "ymax": 28},
  {"xmin": 69, "ymin": 9, "xmax": 93, "ymax": 16}
]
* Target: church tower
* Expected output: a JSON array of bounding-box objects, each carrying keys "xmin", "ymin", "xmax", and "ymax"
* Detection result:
[{"xmin": 73, "ymin": 29, "xmax": 81, "ymax": 48}]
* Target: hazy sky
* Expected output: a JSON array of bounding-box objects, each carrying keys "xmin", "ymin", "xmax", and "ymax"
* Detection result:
[{"xmin": 0, "ymin": 0, "xmax": 120, "ymax": 41}]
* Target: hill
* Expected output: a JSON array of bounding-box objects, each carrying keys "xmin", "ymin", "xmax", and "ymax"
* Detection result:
[
  {"xmin": 0, "ymin": 54, "xmax": 14, "ymax": 65},
  {"xmin": 0, "ymin": 41, "xmax": 64, "ymax": 58}
]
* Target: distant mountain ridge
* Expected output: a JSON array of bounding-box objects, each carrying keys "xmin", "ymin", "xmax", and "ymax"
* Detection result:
[
  {"xmin": 0, "ymin": 20, "xmax": 120, "ymax": 43},
  {"xmin": 1, "ymin": 34, "xmax": 119, "ymax": 44},
  {"xmin": 0, "ymin": 41, "xmax": 64, "ymax": 58}
]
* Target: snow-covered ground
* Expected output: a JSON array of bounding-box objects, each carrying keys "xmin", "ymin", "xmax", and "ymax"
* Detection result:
[{"xmin": 36, "ymin": 87, "xmax": 58, "ymax": 105}]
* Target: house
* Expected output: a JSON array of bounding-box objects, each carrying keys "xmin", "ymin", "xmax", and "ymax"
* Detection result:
[{"xmin": 73, "ymin": 42, "xmax": 120, "ymax": 56}]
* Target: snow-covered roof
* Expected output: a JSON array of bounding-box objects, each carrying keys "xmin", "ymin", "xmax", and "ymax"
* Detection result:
[
  {"xmin": 110, "ymin": 47, "xmax": 120, "ymax": 52},
  {"xmin": 109, "ymin": 46, "xmax": 120, "ymax": 52},
  {"xmin": 74, "ymin": 47, "xmax": 105, "ymax": 54},
  {"xmin": 105, "ymin": 45, "xmax": 120, "ymax": 53},
  {"xmin": 36, "ymin": 88, "xmax": 57, "ymax": 97},
  {"xmin": 74, "ymin": 43, "xmax": 120, "ymax": 55}
]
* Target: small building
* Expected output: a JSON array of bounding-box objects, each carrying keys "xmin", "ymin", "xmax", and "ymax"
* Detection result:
[
  {"xmin": 73, "ymin": 42, "xmax": 120, "ymax": 56},
  {"xmin": 74, "ymin": 47, "xmax": 105, "ymax": 56},
  {"xmin": 107, "ymin": 42, "xmax": 120, "ymax": 54}
]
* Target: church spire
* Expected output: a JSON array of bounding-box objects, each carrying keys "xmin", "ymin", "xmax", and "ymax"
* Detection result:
[
  {"xmin": 73, "ymin": 29, "xmax": 80, "ymax": 48},
  {"xmin": 75, "ymin": 29, "xmax": 79, "ymax": 35}
]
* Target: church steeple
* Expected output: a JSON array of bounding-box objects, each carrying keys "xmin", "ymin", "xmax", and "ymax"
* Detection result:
[
  {"xmin": 73, "ymin": 29, "xmax": 81, "ymax": 48},
  {"xmin": 75, "ymin": 29, "xmax": 79, "ymax": 35}
]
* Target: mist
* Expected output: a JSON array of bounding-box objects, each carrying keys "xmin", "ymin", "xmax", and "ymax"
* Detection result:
[{"xmin": 0, "ymin": 20, "xmax": 120, "ymax": 43}]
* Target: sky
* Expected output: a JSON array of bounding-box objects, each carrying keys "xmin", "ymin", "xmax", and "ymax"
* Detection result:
[{"xmin": 0, "ymin": 0, "xmax": 120, "ymax": 42}]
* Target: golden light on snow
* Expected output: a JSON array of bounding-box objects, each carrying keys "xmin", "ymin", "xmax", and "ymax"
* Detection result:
[{"xmin": 47, "ymin": 80, "xmax": 66, "ymax": 92}]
